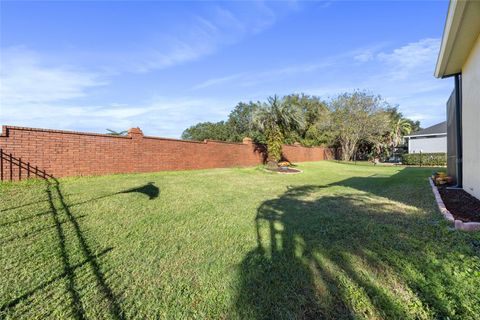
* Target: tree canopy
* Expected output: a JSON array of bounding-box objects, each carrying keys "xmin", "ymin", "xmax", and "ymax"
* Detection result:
[
  {"xmin": 181, "ymin": 91, "xmax": 421, "ymax": 162},
  {"xmin": 181, "ymin": 121, "xmax": 230, "ymax": 141}
]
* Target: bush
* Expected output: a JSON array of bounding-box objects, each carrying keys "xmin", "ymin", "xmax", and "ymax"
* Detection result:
[{"xmin": 401, "ymin": 153, "xmax": 446, "ymax": 166}]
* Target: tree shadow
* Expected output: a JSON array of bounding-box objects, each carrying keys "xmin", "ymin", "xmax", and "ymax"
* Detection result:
[
  {"xmin": 119, "ymin": 182, "xmax": 159, "ymax": 200},
  {"xmin": 253, "ymin": 143, "xmax": 268, "ymax": 164},
  {"xmin": 329, "ymin": 166, "xmax": 436, "ymax": 207},
  {"xmin": 235, "ymin": 171, "xmax": 480, "ymax": 319}
]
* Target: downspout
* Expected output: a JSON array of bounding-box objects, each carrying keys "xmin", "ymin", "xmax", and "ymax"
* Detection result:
[{"xmin": 454, "ymin": 73, "xmax": 462, "ymax": 188}]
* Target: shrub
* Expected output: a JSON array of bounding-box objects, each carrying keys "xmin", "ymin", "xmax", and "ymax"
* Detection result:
[{"xmin": 402, "ymin": 153, "xmax": 446, "ymax": 166}]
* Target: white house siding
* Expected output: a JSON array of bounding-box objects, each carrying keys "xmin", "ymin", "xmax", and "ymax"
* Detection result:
[
  {"xmin": 408, "ymin": 136, "xmax": 447, "ymax": 153},
  {"xmin": 462, "ymin": 34, "xmax": 480, "ymax": 199}
]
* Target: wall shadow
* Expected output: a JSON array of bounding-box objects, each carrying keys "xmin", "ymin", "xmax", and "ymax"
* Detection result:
[{"xmin": 235, "ymin": 172, "xmax": 480, "ymax": 319}]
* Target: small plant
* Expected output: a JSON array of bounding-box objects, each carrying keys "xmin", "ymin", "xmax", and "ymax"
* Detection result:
[
  {"xmin": 432, "ymin": 171, "xmax": 449, "ymax": 185},
  {"xmin": 278, "ymin": 161, "xmax": 291, "ymax": 167},
  {"xmin": 106, "ymin": 129, "xmax": 128, "ymax": 136}
]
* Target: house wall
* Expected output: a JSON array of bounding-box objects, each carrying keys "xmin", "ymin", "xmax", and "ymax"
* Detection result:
[
  {"xmin": 408, "ymin": 135, "xmax": 447, "ymax": 153},
  {"xmin": 461, "ymin": 34, "xmax": 480, "ymax": 199},
  {"xmin": 0, "ymin": 126, "xmax": 334, "ymax": 180}
]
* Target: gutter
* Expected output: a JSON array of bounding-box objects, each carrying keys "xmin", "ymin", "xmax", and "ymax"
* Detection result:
[
  {"xmin": 453, "ymin": 73, "xmax": 463, "ymax": 188},
  {"xmin": 404, "ymin": 133, "xmax": 447, "ymax": 138}
]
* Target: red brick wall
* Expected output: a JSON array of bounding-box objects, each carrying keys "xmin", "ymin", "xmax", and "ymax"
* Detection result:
[{"xmin": 0, "ymin": 126, "xmax": 334, "ymax": 180}]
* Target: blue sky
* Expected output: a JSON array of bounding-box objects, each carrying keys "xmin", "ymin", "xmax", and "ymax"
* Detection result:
[{"xmin": 1, "ymin": 0, "xmax": 452, "ymax": 138}]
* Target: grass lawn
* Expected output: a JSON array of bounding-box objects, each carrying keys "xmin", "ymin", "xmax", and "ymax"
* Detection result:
[{"xmin": 1, "ymin": 161, "xmax": 480, "ymax": 319}]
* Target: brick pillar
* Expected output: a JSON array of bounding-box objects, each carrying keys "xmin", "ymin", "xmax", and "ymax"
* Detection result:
[
  {"xmin": 243, "ymin": 137, "xmax": 252, "ymax": 144},
  {"xmin": 128, "ymin": 127, "xmax": 143, "ymax": 173},
  {"xmin": 128, "ymin": 127, "xmax": 143, "ymax": 139}
]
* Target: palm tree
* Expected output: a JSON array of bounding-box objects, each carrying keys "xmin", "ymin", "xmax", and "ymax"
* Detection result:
[
  {"xmin": 106, "ymin": 129, "xmax": 128, "ymax": 136},
  {"xmin": 253, "ymin": 96, "xmax": 304, "ymax": 163},
  {"xmin": 390, "ymin": 118, "xmax": 412, "ymax": 155}
]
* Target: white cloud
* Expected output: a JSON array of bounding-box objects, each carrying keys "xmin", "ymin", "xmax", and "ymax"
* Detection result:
[
  {"xmin": 299, "ymin": 38, "xmax": 451, "ymax": 128},
  {"xmin": 111, "ymin": 4, "xmax": 281, "ymax": 74},
  {"xmin": 0, "ymin": 4, "xmax": 286, "ymax": 137},
  {"xmin": 0, "ymin": 96, "xmax": 233, "ymax": 138},
  {"xmin": 377, "ymin": 38, "xmax": 440, "ymax": 80},
  {"xmin": 0, "ymin": 47, "xmax": 105, "ymax": 105},
  {"xmin": 193, "ymin": 72, "xmax": 248, "ymax": 90},
  {"xmin": 193, "ymin": 60, "xmax": 337, "ymax": 90},
  {"xmin": 0, "ymin": 3, "xmax": 323, "ymax": 138},
  {"xmin": 192, "ymin": 43, "xmax": 391, "ymax": 91},
  {"xmin": 0, "ymin": 47, "xmax": 232, "ymax": 137},
  {"xmin": 354, "ymin": 50, "xmax": 375, "ymax": 62}
]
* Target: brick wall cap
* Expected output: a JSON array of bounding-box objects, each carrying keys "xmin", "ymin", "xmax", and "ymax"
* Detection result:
[
  {"xmin": 1, "ymin": 125, "xmax": 131, "ymax": 139},
  {"xmin": 204, "ymin": 139, "xmax": 245, "ymax": 145},
  {"xmin": 144, "ymin": 136, "xmax": 206, "ymax": 144}
]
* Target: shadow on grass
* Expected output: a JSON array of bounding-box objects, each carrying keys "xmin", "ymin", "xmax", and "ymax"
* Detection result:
[
  {"xmin": 120, "ymin": 182, "xmax": 159, "ymax": 200},
  {"xmin": 235, "ymin": 169, "xmax": 480, "ymax": 319},
  {"xmin": 0, "ymin": 180, "xmax": 159, "ymax": 319},
  {"xmin": 329, "ymin": 167, "xmax": 439, "ymax": 207},
  {"xmin": 47, "ymin": 178, "xmax": 124, "ymax": 320},
  {"xmin": 0, "ymin": 182, "xmax": 160, "ymax": 228}
]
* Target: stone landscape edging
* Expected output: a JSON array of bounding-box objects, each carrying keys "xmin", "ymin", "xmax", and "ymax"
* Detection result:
[
  {"xmin": 263, "ymin": 168, "xmax": 303, "ymax": 175},
  {"xmin": 429, "ymin": 178, "xmax": 480, "ymax": 232}
]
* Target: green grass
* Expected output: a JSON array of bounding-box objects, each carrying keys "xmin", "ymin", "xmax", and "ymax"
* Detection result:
[{"xmin": 1, "ymin": 161, "xmax": 479, "ymax": 319}]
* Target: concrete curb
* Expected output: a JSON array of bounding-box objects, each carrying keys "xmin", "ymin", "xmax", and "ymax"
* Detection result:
[{"xmin": 429, "ymin": 178, "xmax": 480, "ymax": 231}]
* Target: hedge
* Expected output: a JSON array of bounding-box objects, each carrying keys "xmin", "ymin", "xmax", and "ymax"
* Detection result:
[{"xmin": 401, "ymin": 153, "xmax": 446, "ymax": 166}]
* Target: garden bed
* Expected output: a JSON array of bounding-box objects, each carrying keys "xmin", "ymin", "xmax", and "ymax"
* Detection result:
[{"xmin": 438, "ymin": 186, "xmax": 480, "ymax": 223}]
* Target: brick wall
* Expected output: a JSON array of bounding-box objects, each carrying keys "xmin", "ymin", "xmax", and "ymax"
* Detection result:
[{"xmin": 0, "ymin": 125, "xmax": 334, "ymax": 180}]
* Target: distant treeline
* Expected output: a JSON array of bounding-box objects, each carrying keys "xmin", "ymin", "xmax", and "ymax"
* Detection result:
[{"xmin": 182, "ymin": 91, "xmax": 421, "ymax": 161}]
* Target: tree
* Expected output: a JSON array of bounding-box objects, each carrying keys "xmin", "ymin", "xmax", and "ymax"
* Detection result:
[
  {"xmin": 390, "ymin": 117, "xmax": 412, "ymax": 152},
  {"xmin": 253, "ymin": 95, "xmax": 304, "ymax": 162},
  {"xmin": 378, "ymin": 107, "xmax": 414, "ymax": 159},
  {"xmin": 226, "ymin": 102, "xmax": 264, "ymax": 142},
  {"xmin": 404, "ymin": 119, "xmax": 421, "ymax": 133},
  {"xmin": 179, "ymin": 91, "xmax": 420, "ymax": 163},
  {"xmin": 106, "ymin": 129, "xmax": 128, "ymax": 136},
  {"xmin": 329, "ymin": 91, "xmax": 390, "ymax": 161},
  {"xmin": 181, "ymin": 121, "xmax": 230, "ymax": 141},
  {"xmin": 283, "ymin": 94, "xmax": 330, "ymax": 146}
]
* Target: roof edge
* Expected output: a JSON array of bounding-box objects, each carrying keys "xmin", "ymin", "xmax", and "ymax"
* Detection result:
[
  {"xmin": 435, "ymin": 0, "xmax": 466, "ymax": 78},
  {"xmin": 435, "ymin": 0, "xmax": 480, "ymax": 78},
  {"xmin": 405, "ymin": 133, "xmax": 447, "ymax": 138}
]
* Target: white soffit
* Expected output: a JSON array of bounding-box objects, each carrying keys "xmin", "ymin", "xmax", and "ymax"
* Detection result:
[{"xmin": 435, "ymin": 0, "xmax": 480, "ymax": 78}]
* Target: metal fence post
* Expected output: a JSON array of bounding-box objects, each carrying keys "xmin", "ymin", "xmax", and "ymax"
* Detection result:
[
  {"xmin": 9, "ymin": 153, "xmax": 13, "ymax": 181},
  {"xmin": 0, "ymin": 149, "xmax": 3, "ymax": 181}
]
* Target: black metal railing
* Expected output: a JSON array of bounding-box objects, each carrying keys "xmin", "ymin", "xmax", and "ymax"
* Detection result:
[{"xmin": 0, "ymin": 148, "xmax": 53, "ymax": 182}]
